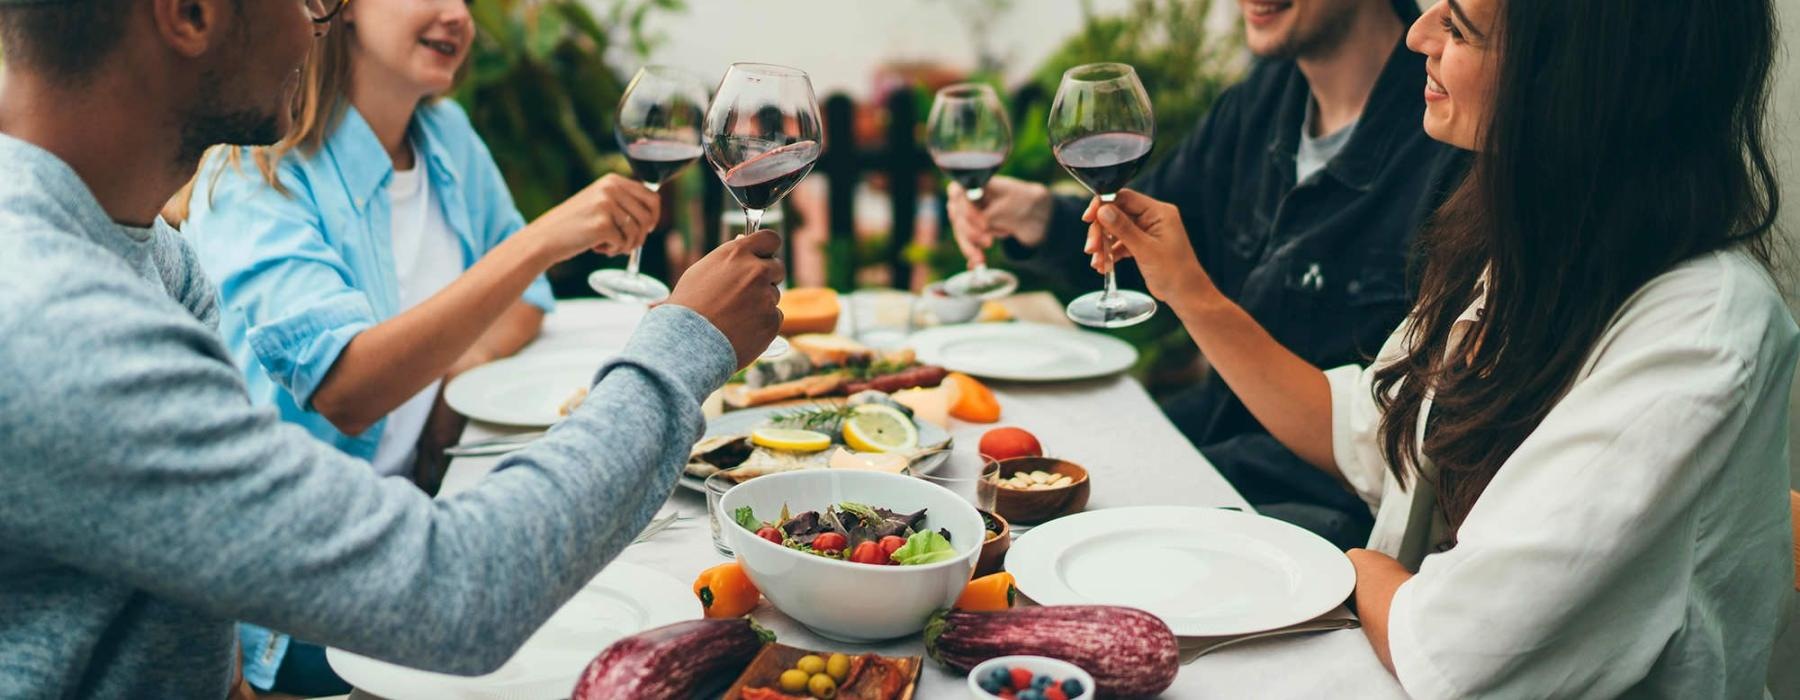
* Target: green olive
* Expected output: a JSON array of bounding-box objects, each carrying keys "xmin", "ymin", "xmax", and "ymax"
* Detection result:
[
  {"xmin": 808, "ymin": 673, "xmax": 838, "ymax": 699},
  {"xmin": 825, "ymin": 653, "xmax": 851, "ymax": 681},
  {"xmin": 779, "ymin": 668, "xmax": 810, "ymax": 692},
  {"xmin": 795, "ymin": 654, "xmax": 827, "ymax": 675}
]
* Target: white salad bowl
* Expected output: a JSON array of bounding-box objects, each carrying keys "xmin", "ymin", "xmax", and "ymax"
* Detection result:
[{"xmin": 720, "ymin": 469, "xmax": 984, "ymax": 642}]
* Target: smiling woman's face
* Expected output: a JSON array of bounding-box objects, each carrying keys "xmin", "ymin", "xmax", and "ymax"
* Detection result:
[
  {"xmin": 1407, "ymin": 0, "xmax": 1501, "ymax": 150},
  {"xmin": 341, "ymin": 0, "xmax": 474, "ymax": 98}
]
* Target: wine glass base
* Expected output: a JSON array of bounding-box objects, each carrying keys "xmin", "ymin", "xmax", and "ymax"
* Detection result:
[
  {"xmin": 761, "ymin": 335, "xmax": 792, "ymax": 358},
  {"xmin": 943, "ymin": 268, "xmax": 1020, "ymax": 300},
  {"xmin": 1066, "ymin": 289, "xmax": 1157, "ymax": 328},
  {"xmin": 588, "ymin": 268, "xmax": 671, "ymax": 304}
]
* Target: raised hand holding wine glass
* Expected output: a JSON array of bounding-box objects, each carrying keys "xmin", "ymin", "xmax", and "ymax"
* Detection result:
[
  {"xmin": 1050, "ymin": 62, "xmax": 1158, "ymax": 329},
  {"xmin": 928, "ymin": 83, "xmax": 1020, "ymax": 300},
  {"xmin": 590, "ymin": 65, "xmax": 710, "ymax": 304},
  {"xmin": 703, "ymin": 62, "xmax": 823, "ymax": 358}
]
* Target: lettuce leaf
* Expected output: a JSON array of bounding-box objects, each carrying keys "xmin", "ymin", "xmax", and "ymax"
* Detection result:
[
  {"xmin": 891, "ymin": 530, "xmax": 958, "ymax": 565},
  {"xmin": 734, "ymin": 506, "xmax": 760, "ymax": 531}
]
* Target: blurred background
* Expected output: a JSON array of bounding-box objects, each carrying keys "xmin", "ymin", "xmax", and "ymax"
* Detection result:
[{"xmin": 458, "ymin": 0, "xmax": 1248, "ymax": 397}]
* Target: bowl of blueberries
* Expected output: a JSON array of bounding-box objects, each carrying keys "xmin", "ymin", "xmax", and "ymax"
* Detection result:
[{"xmin": 967, "ymin": 655, "xmax": 1093, "ymax": 700}]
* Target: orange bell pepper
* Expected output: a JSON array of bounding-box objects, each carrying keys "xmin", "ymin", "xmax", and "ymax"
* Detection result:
[
  {"xmin": 945, "ymin": 372, "xmax": 1001, "ymax": 423},
  {"xmin": 954, "ymin": 572, "xmax": 1016, "ymax": 611},
  {"xmin": 693, "ymin": 562, "xmax": 760, "ymax": 618}
]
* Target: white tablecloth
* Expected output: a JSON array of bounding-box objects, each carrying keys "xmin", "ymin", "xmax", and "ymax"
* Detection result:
[{"xmin": 425, "ymin": 300, "xmax": 1405, "ymax": 699}]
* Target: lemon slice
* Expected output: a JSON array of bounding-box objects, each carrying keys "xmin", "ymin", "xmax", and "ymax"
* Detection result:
[
  {"xmin": 842, "ymin": 405, "xmax": 919, "ymax": 453},
  {"xmin": 749, "ymin": 428, "xmax": 832, "ymax": 453}
]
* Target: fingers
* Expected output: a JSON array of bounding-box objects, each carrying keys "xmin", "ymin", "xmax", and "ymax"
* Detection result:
[
  {"xmin": 736, "ymin": 228, "xmax": 783, "ymax": 258},
  {"xmin": 1096, "ymin": 203, "xmax": 1149, "ymax": 245},
  {"xmin": 608, "ymin": 190, "xmax": 657, "ymax": 243},
  {"xmin": 1107, "ymin": 188, "xmax": 1160, "ymax": 217},
  {"xmin": 1081, "ymin": 197, "xmax": 1100, "ymax": 224},
  {"xmin": 759, "ymin": 255, "xmax": 788, "ymax": 286},
  {"xmin": 593, "ymin": 213, "xmax": 632, "ymax": 256},
  {"xmin": 603, "ymin": 173, "xmax": 661, "ymax": 211},
  {"xmin": 1084, "ymin": 223, "xmax": 1114, "ymax": 274},
  {"xmin": 952, "ymin": 230, "xmax": 987, "ymax": 268}
]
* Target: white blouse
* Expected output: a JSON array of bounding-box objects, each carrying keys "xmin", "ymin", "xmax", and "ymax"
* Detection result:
[{"xmin": 1327, "ymin": 249, "xmax": 1798, "ymax": 698}]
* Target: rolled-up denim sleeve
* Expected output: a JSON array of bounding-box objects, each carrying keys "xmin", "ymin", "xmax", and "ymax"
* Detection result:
[{"xmin": 182, "ymin": 154, "xmax": 378, "ymax": 408}]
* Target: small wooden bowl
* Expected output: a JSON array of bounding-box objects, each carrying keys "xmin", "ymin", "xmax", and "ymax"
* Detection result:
[
  {"xmin": 992, "ymin": 458, "xmax": 1090, "ymax": 525},
  {"xmin": 976, "ymin": 510, "xmax": 1012, "ymax": 577},
  {"xmin": 723, "ymin": 643, "xmax": 920, "ymax": 700}
]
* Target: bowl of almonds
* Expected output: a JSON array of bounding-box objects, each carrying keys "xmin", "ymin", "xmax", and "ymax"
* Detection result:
[{"xmin": 991, "ymin": 457, "xmax": 1090, "ymax": 525}]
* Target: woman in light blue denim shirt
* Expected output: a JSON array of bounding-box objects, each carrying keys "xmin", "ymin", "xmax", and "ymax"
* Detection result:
[{"xmin": 171, "ymin": 1, "xmax": 660, "ymax": 694}]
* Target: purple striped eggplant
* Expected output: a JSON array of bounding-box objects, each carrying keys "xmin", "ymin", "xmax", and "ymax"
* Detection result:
[
  {"xmin": 925, "ymin": 606, "xmax": 1178, "ymax": 698},
  {"xmin": 572, "ymin": 617, "xmax": 773, "ymax": 699}
]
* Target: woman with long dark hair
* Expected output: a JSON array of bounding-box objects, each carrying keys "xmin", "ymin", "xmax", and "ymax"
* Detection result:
[{"xmin": 1093, "ymin": 0, "xmax": 1792, "ymax": 694}]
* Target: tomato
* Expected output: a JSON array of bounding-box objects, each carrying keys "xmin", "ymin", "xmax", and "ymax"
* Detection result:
[
  {"xmin": 756, "ymin": 526, "xmax": 783, "ymax": 544},
  {"xmin": 812, "ymin": 532, "xmax": 847, "ymax": 553},
  {"xmin": 978, "ymin": 427, "xmax": 1043, "ymax": 461},
  {"xmin": 849, "ymin": 540, "xmax": 887, "ymax": 565},
  {"xmin": 878, "ymin": 535, "xmax": 906, "ymax": 561}
]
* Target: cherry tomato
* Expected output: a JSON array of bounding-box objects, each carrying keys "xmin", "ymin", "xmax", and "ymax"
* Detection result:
[
  {"xmin": 812, "ymin": 532, "xmax": 848, "ymax": 553},
  {"xmin": 879, "ymin": 535, "xmax": 906, "ymax": 561},
  {"xmin": 756, "ymin": 527, "xmax": 783, "ymax": 544},
  {"xmin": 849, "ymin": 540, "xmax": 886, "ymax": 565}
]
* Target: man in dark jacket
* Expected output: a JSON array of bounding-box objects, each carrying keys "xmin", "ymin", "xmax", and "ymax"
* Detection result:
[{"xmin": 949, "ymin": 0, "xmax": 1465, "ymax": 549}]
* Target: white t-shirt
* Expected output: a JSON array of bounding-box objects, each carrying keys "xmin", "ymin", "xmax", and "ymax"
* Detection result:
[
  {"xmin": 370, "ymin": 152, "xmax": 466, "ymax": 478},
  {"xmin": 1328, "ymin": 249, "xmax": 1798, "ymax": 697}
]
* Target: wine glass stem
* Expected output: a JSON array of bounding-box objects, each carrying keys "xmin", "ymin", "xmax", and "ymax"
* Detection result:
[
  {"xmin": 625, "ymin": 181, "xmax": 660, "ymax": 276},
  {"xmin": 744, "ymin": 208, "xmax": 764, "ymax": 235},
  {"xmin": 625, "ymin": 247, "xmax": 643, "ymax": 276},
  {"xmin": 1097, "ymin": 191, "xmax": 1120, "ymax": 305}
]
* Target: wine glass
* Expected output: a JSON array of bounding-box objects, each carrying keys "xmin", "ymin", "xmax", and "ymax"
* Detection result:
[
  {"xmin": 1049, "ymin": 63, "xmax": 1158, "ymax": 329},
  {"xmin": 928, "ymin": 83, "xmax": 1019, "ymax": 300},
  {"xmin": 704, "ymin": 62, "xmax": 823, "ymax": 357},
  {"xmin": 590, "ymin": 66, "xmax": 709, "ymax": 304}
]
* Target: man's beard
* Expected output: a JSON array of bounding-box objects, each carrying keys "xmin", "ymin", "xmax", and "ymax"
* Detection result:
[
  {"xmin": 176, "ymin": 67, "xmax": 283, "ymax": 166},
  {"xmin": 1258, "ymin": 5, "xmax": 1361, "ymax": 61}
]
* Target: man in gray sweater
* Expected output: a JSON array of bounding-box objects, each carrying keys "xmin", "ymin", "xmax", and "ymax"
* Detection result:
[{"xmin": 0, "ymin": 1, "xmax": 784, "ymax": 697}]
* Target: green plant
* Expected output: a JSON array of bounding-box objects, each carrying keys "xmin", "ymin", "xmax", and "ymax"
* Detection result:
[
  {"xmin": 1013, "ymin": 0, "xmax": 1244, "ymax": 184},
  {"xmin": 455, "ymin": 0, "xmax": 686, "ymax": 220},
  {"xmin": 920, "ymin": 0, "xmax": 1244, "ymax": 287}
]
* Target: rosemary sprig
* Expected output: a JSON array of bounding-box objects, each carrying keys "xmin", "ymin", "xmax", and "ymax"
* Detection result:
[{"xmin": 767, "ymin": 403, "xmax": 855, "ymax": 432}]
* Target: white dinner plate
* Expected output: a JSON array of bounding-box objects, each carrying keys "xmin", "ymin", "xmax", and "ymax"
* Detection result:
[
  {"xmin": 327, "ymin": 561, "xmax": 695, "ymax": 700},
  {"xmin": 443, "ymin": 353, "xmax": 605, "ymax": 427},
  {"xmin": 907, "ymin": 323, "xmax": 1137, "ymax": 382},
  {"xmin": 677, "ymin": 404, "xmax": 953, "ymax": 492},
  {"xmin": 1005, "ymin": 506, "xmax": 1354, "ymax": 637}
]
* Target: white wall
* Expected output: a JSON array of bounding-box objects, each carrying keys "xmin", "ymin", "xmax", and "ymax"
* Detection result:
[
  {"xmin": 1775, "ymin": 0, "xmax": 1800, "ymax": 488},
  {"xmin": 617, "ymin": 0, "xmax": 1138, "ymax": 98}
]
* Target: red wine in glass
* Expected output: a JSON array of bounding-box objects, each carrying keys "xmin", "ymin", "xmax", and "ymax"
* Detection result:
[
  {"xmin": 593, "ymin": 65, "xmax": 709, "ymax": 304},
  {"xmin": 705, "ymin": 62, "xmax": 824, "ymax": 358},
  {"xmin": 927, "ymin": 83, "xmax": 1018, "ymax": 300},
  {"xmin": 720, "ymin": 140, "xmax": 820, "ymax": 210},
  {"xmin": 1049, "ymin": 63, "xmax": 1158, "ymax": 329},
  {"xmin": 932, "ymin": 150, "xmax": 1007, "ymax": 193},
  {"xmin": 1054, "ymin": 132, "xmax": 1153, "ymax": 197},
  {"xmin": 623, "ymin": 139, "xmax": 705, "ymax": 187}
]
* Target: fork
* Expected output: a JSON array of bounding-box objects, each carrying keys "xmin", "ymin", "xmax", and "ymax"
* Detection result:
[{"xmin": 630, "ymin": 512, "xmax": 685, "ymax": 545}]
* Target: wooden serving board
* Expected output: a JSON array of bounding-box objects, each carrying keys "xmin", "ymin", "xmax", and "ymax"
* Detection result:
[{"xmin": 722, "ymin": 643, "xmax": 921, "ymax": 700}]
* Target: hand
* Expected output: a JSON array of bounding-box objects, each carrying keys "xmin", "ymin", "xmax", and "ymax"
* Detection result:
[
  {"xmin": 1086, "ymin": 189, "xmax": 1218, "ymax": 306},
  {"xmin": 946, "ymin": 175, "xmax": 1053, "ymax": 266},
  {"xmin": 524, "ymin": 174, "xmax": 660, "ymax": 262},
  {"xmin": 667, "ymin": 229, "xmax": 786, "ymax": 369}
]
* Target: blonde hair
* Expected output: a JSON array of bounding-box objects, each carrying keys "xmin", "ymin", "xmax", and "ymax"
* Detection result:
[{"xmin": 164, "ymin": 20, "xmax": 355, "ymax": 225}]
